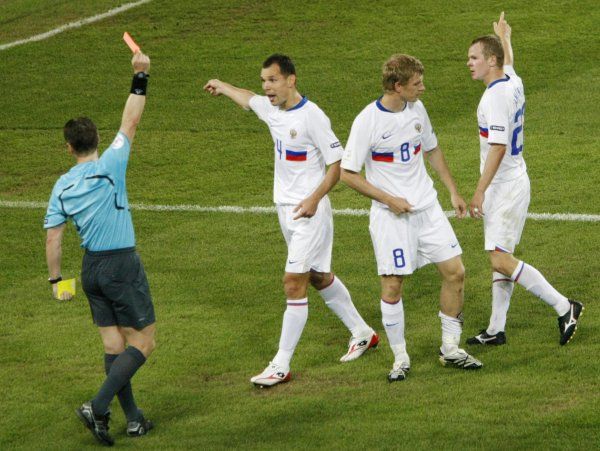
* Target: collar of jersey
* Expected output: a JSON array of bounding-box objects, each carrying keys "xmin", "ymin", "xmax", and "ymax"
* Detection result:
[
  {"xmin": 70, "ymin": 160, "xmax": 95, "ymax": 172},
  {"xmin": 376, "ymin": 97, "xmax": 407, "ymax": 113},
  {"xmin": 286, "ymin": 96, "xmax": 308, "ymax": 111},
  {"xmin": 487, "ymin": 74, "xmax": 511, "ymax": 89}
]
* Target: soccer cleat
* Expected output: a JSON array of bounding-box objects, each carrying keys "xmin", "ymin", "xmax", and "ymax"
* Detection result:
[
  {"xmin": 75, "ymin": 402, "xmax": 114, "ymax": 447},
  {"xmin": 439, "ymin": 349, "xmax": 483, "ymax": 370},
  {"xmin": 466, "ymin": 329, "xmax": 506, "ymax": 346},
  {"xmin": 340, "ymin": 330, "xmax": 380, "ymax": 362},
  {"xmin": 558, "ymin": 300, "xmax": 584, "ymax": 345},
  {"xmin": 127, "ymin": 415, "xmax": 154, "ymax": 437},
  {"xmin": 250, "ymin": 362, "xmax": 291, "ymax": 387},
  {"xmin": 387, "ymin": 361, "xmax": 410, "ymax": 383}
]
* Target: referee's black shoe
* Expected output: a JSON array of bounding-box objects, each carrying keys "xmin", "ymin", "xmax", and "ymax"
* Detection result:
[
  {"xmin": 127, "ymin": 415, "xmax": 154, "ymax": 437},
  {"xmin": 558, "ymin": 300, "xmax": 584, "ymax": 345},
  {"xmin": 466, "ymin": 329, "xmax": 506, "ymax": 345},
  {"xmin": 76, "ymin": 402, "xmax": 114, "ymax": 446}
]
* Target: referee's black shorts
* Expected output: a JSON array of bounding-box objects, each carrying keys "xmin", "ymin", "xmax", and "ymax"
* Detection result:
[{"xmin": 82, "ymin": 247, "xmax": 155, "ymax": 330}]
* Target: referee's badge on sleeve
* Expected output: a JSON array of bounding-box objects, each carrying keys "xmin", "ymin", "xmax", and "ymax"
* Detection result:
[{"xmin": 111, "ymin": 134, "xmax": 125, "ymax": 149}]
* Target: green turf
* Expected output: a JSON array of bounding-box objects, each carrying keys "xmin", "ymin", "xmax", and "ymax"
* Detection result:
[{"xmin": 1, "ymin": 0, "xmax": 599, "ymax": 449}]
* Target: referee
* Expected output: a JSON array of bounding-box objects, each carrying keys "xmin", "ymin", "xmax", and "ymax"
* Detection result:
[{"xmin": 44, "ymin": 52, "xmax": 155, "ymax": 446}]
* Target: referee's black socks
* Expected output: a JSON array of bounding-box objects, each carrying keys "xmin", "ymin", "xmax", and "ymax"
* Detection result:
[
  {"xmin": 104, "ymin": 353, "xmax": 142, "ymax": 421},
  {"xmin": 93, "ymin": 347, "xmax": 146, "ymax": 417}
]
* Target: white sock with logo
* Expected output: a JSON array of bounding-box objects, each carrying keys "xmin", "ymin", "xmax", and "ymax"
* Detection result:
[
  {"xmin": 439, "ymin": 311, "xmax": 462, "ymax": 355},
  {"xmin": 319, "ymin": 276, "xmax": 371, "ymax": 337},
  {"xmin": 273, "ymin": 299, "xmax": 308, "ymax": 371},
  {"xmin": 487, "ymin": 272, "xmax": 514, "ymax": 334},
  {"xmin": 381, "ymin": 299, "xmax": 407, "ymax": 362},
  {"xmin": 511, "ymin": 261, "xmax": 570, "ymax": 316}
]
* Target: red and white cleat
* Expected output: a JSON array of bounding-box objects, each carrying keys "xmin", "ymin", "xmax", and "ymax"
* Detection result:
[
  {"xmin": 340, "ymin": 330, "xmax": 379, "ymax": 362},
  {"xmin": 250, "ymin": 362, "xmax": 291, "ymax": 387}
]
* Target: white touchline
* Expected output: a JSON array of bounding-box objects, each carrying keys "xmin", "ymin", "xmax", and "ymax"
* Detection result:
[
  {"xmin": 0, "ymin": 0, "xmax": 152, "ymax": 51},
  {"xmin": 0, "ymin": 200, "xmax": 599, "ymax": 222}
]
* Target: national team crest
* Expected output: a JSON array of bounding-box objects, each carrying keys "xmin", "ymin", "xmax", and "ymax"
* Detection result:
[
  {"xmin": 415, "ymin": 123, "xmax": 422, "ymax": 133},
  {"xmin": 290, "ymin": 129, "xmax": 297, "ymax": 139}
]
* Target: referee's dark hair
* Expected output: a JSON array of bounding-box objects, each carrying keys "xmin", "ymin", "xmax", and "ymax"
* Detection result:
[
  {"xmin": 263, "ymin": 54, "xmax": 296, "ymax": 77},
  {"xmin": 64, "ymin": 117, "xmax": 99, "ymax": 155}
]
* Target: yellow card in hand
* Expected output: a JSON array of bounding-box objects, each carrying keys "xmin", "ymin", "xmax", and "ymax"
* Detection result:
[{"xmin": 57, "ymin": 278, "xmax": 76, "ymax": 298}]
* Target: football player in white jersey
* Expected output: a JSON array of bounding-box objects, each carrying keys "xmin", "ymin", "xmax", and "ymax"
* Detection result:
[
  {"xmin": 204, "ymin": 54, "xmax": 378, "ymax": 387},
  {"xmin": 341, "ymin": 54, "xmax": 482, "ymax": 382},
  {"xmin": 466, "ymin": 12, "xmax": 583, "ymax": 347}
]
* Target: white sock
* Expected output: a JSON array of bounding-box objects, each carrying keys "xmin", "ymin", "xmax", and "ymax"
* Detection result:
[
  {"xmin": 319, "ymin": 276, "xmax": 370, "ymax": 337},
  {"xmin": 487, "ymin": 272, "xmax": 514, "ymax": 334},
  {"xmin": 380, "ymin": 299, "xmax": 406, "ymax": 358},
  {"xmin": 511, "ymin": 261, "xmax": 570, "ymax": 316},
  {"xmin": 273, "ymin": 299, "xmax": 308, "ymax": 370},
  {"xmin": 439, "ymin": 311, "xmax": 462, "ymax": 355},
  {"xmin": 390, "ymin": 343, "xmax": 410, "ymax": 367}
]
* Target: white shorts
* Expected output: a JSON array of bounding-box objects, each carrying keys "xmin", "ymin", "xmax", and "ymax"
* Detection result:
[
  {"xmin": 483, "ymin": 173, "xmax": 530, "ymax": 253},
  {"xmin": 277, "ymin": 196, "xmax": 333, "ymax": 274},
  {"xmin": 369, "ymin": 201, "xmax": 462, "ymax": 275}
]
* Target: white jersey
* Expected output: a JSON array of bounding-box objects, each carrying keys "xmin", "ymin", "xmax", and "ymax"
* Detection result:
[
  {"xmin": 477, "ymin": 65, "xmax": 527, "ymax": 183},
  {"xmin": 248, "ymin": 95, "xmax": 343, "ymax": 205},
  {"xmin": 341, "ymin": 98, "xmax": 439, "ymax": 211}
]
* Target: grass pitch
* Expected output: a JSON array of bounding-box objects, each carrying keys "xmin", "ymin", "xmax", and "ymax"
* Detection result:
[{"xmin": 0, "ymin": 0, "xmax": 599, "ymax": 449}]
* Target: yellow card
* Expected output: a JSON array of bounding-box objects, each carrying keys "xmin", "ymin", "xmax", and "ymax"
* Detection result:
[{"xmin": 57, "ymin": 278, "xmax": 76, "ymax": 298}]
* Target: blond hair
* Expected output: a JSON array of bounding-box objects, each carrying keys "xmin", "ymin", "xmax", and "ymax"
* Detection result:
[{"xmin": 382, "ymin": 54, "xmax": 424, "ymax": 90}]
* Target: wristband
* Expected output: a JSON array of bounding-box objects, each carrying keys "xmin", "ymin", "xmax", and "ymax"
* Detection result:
[
  {"xmin": 48, "ymin": 276, "xmax": 63, "ymax": 285},
  {"xmin": 130, "ymin": 72, "xmax": 149, "ymax": 95}
]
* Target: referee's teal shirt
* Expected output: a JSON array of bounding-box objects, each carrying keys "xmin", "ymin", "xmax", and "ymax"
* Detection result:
[{"xmin": 44, "ymin": 132, "xmax": 135, "ymax": 251}]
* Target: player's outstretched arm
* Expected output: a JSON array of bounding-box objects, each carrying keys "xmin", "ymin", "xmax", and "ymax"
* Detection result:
[
  {"xmin": 120, "ymin": 52, "xmax": 150, "ymax": 143},
  {"xmin": 426, "ymin": 147, "xmax": 467, "ymax": 218},
  {"xmin": 204, "ymin": 79, "xmax": 256, "ymax": 109},
  {"xmin": 46, "ymin": 223, "xmax": 72, "ymax": 301},
  {"xmin": 494, "ymin": 11, "xmax": 514, "ymax": 66}
]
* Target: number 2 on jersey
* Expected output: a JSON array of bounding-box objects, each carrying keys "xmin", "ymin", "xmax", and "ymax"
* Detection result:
[{"xmin": 511, "ymin": 103, "xmax": 525, "ymax": 155}]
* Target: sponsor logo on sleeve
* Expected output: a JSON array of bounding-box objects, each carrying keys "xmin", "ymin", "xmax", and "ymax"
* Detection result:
[
  {"xmin": 490, "ymin": 125, "xmax": 505, "ymax": 131},
  {"xmin": 44, "ymin": 218, "xmax": 48, "ymax": 224},
  {"xmin": 330, "ymin": 141, "xmax": 341, "ymax": 148}
]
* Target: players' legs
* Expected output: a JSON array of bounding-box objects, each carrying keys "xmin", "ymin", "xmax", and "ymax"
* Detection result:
[
  {"xmin": 98, "ymin": 325, "xmax": 126, "ymax": 354},
  {"xmin": 489, "ymin": 251, "xmax": 570, "ymax": 316},
  {"xmin": 92, "ymin": 324, "xmax": 155, "ymax": 417},
  {"xmin": 436, "ymin": 255, "xmax": 465, "ymax": 317},
  {"xmin": 310, "ymin": 271, "xmax": 372, "ymax": 338},
  {"xmin": 96, "ymin": 326, "xmax": 140, "ymax": 421},
  {"xmin": 435, "ymin": 256, "xmax": 466, "ymax": 355},
  {"xmin": 487, "ymin": 266, "xmax": 514, "ymax": 335},
  {"xmin": 380, "ymin": 275, "xmax": 409, "ymax": 367},
  {"xmin": 269, "ymin": 272, "xmax": 310, "ymax": 371},
  {"xmin": 120, "ymin": 323, "xmax": 156, "ymax": 358}
]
